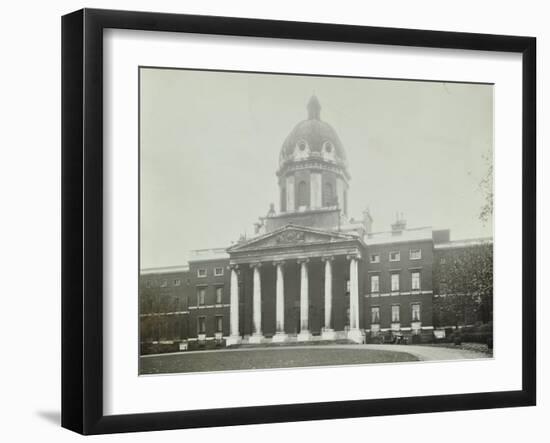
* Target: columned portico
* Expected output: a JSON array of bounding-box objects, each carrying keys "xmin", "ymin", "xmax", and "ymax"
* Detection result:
[
  {"xmin": 297, "ymin": 258, "xmax": 312, "ymax": 341},
  {"xmin": 272, "ymin": 260, "xmax": 288, "ymax": 342},
  {"xmin": 226, "ymin": 264, "xmax": 241, "ymax": 346},
  {"xmin": 249, "ymin": 262, "xmax": 263, "ymax": 344},
  {"xmin": 321, "ymin": 256, "xmax": 336, "ymax": 340},
  {"xmin": 226, "ymin": 225, "xmax": 365, "ymax": 346}
]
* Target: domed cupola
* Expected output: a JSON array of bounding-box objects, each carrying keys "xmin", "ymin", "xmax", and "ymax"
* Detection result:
[
  {"xmin": 279, "ymin": 95, "xmax": 348, "ymax": 174},
  {"xmin": 277, "ymin": 96, "xmax": 350, "ymax": 217}
]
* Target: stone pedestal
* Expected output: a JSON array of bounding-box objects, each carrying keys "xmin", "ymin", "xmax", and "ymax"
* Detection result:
[
  {"xmin": 272, "ymin": 332, "xmax": 289, "ymax": 343},
  {"xmin": 321, "ymin": 328, "xmax": 336, "ymax": 340},
  {"xmin": 226, "ymin": 335, "xmax": 242, "ymax": 346},
  {"xmin": 347, "ymin": 329, "xmax": 365, "ymax": 344},
  {"xmin": 248, "ymin": 334, "xmax": 263, "ymax": 344},
  {"xmin": 297, "ymin": 330, "xmax": 312, "ymax": 342}
]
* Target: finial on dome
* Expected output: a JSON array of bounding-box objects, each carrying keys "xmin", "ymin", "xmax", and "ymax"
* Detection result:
[{"xmin": 307, "ymin": 95, "xmax": 321, "ymax": 120}]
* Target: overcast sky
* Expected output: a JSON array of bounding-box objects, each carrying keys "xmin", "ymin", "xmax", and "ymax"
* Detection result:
[{"xmin": 140, "ymin": 68, "xmax": 493, "ymax": 269}]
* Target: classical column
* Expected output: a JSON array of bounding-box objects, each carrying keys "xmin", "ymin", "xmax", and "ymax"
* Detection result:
[
  {"xmin": 321, "ymin": 256, "xmax": 336, "ymax": 340},
  {"xmin": 249, "ymin": 262, "xmax": 263, "ymax": 344},
  {"xmin": 272, "ymin": 260, "xmax": 288, "ymax": 342},
  {"xmin": 347, "ymin": 254, "xmax": 364, "ymax": 343},
  {"xmin": 297, "ymin": 258, "xmax": 312, "ymax": 341},
  {"xmin": 226, "ymin": 264, "xmax": 241, "ymax": 346}
]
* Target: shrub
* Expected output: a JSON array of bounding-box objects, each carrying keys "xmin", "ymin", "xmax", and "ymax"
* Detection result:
[
  {"xmin": 453, "ymin": 334, "xmax": 462, "ymax": 345},
  {"xmin": 140, "ymin": 342, "xmax": 179, "ymax": 355},
  {"xmin": 461, "ymin": 332, "xmax": 492, "ymax": 344},
  {"xmin": 478, "ymin": 322, "xmax": 493, "ymax": 334}
]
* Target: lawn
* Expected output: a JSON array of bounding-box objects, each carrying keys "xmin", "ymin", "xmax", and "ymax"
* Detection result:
[{"xmin": 139, "ymin": 347, "xmax": 418, "ymax": 375}]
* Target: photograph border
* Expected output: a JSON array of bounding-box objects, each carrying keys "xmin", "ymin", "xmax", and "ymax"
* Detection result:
[{"xmin": 61, "ymin": 8, "xmax": 536, "ymax": 435}]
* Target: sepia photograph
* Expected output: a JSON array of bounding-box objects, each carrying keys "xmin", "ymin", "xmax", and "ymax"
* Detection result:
[{"xmin": 138, "ymin": 67, "xmax": 494, "ymax": 375}]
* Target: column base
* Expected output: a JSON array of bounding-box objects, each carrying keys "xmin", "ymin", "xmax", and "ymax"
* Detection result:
[
  {"xmin": 321, "ymin": 328, "xmax": 337, "ymax": 340},
  {"xmin": 272, "ymin": 332, "xmax": 289, "ymax": 343},
  {"xmin": 226, "ymin": 335, "xmax": 242, "ymax": 346},
  {"xmin": 248, "ymin": 333, "xmax": 264, "ymax": 344},
  {"xmin": 297, "ymin": 330, "xmax": 313, "ymax": 342},
  {"xmin": 347, "ymin": 328, "xmax": 365, "ymax": 344}
]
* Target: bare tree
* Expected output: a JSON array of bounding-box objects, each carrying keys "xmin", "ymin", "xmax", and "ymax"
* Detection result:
[{"xmin": 479, "ymin": 154, "xmax": 493, "ymax": 224}]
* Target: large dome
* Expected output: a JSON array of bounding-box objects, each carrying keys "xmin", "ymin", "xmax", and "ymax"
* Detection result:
[{"xmin": 279, "ymin": 96, "xmax": 348, "ymax": 171}]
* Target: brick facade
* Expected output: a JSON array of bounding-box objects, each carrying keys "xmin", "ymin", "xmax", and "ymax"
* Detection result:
[{"xmin": 139, "ymin": 96, "xmax": 491, "ymax": 352}]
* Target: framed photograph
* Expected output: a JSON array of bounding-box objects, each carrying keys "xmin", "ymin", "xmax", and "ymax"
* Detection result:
[{"xmin": 62, "ymin": 8, "xmax": 536, "ymax": 435}]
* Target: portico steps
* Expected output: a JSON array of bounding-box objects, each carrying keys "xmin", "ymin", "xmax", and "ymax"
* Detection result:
[{"xmin": 226, "ymin": 333, "xmax": 357, "ymax": 348}]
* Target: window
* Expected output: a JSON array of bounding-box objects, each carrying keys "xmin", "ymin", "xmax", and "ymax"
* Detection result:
[
  {"xmin": 371, "ymin": 307, "xmax": 380, "ymax": 324},
  {"xmin": 391, "ymin": 273, "xmax": 400, "ymax": 292},
  {"xmin": 346, "ymin": 280, "xmax": 350, "ymax": 293},
  {"xmin": 392, "ymin": 305, "xmax": 400, "ymax": 323},
  {"xmin": 297, "ymin": 180, "xmax": 308, "ymax": 207},
  {"xmin": 214, "ymin": 267, "xmax": 224, "ymax": 276},
  {"xmin": 197, "ymin": 316, "xmax": 206, "ymax": 334},
  {"xmin": 410, "ymin": 249, "xmax": 422, "ymax": 260},
  {"xmin": 411, "ymin": 271, "xmax": 421, "ymax": 290},
  {"xmin": 370, "ymin": 275, "xmax": 379, "ymax": 293},
  {"xmin": 197, "ymin": 268, "xmax": 207, "ymax": 278},
  {"xmin": 179, "ymin": 296, "xmax": 187, "ymax": 312},
  {"xmin": 389, "ymin": 251, "xmax": 401, "ymax": 262},
  {"xmin": 215, "ymin": 315, "xmax": 223, "ymax": 333},
  {"xmin": 412, "ymin": 303, "xmax": 421, "ymax": 322},
  {"xmin": 197, "ymin": 287, "xmax": 206, "ymax": 306},
  {"xmin": 160, "ymin": 279, "xmax": 168, "ymax": 288},
  {"xmin": 370, "ymin": 254, "xmax": 380, "ymax": 263},
  {"xmin": 174, "ymin": 279, "xmax": 181, "ymax": 286},
  {"xmin": 215, "ymin": 286, "xmax": 223, "ymax": 304}
]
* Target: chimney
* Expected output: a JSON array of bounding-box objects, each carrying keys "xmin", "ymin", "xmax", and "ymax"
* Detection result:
[{"xmin": 391, "ymin": 212, "xmax": 406, "ymax": 233}]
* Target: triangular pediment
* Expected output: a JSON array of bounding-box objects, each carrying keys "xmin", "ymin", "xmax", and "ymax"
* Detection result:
[{"xmin": 227, "ymin": 224, "xmax": 357, "ymax": 253}]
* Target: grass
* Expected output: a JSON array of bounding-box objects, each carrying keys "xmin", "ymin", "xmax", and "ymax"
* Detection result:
[{"xmin": 139, "ymin": 347, "xmax": 418, "ymax": 375}]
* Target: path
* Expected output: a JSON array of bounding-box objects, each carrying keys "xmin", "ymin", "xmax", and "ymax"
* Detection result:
[{"xmin": 361, "ymin": 344, "xmax": 489, "ymax": 361}]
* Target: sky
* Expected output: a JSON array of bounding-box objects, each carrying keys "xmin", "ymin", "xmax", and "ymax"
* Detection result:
[{"xmin": 140, "ymin": 68, "xmax": 493, "ymax": 269}]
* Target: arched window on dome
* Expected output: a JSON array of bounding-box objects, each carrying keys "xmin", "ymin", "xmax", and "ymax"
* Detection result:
[
  {"xmin": 323, "ymin": 182, "xmax": 334, "ymax": 207},
  {"xmin": 280, "ymin": 187, "xmax": 287, "ymax": 212},
  {"xmin": 297, "ymin": 180, "xmax": 308, "ymax": 208}
]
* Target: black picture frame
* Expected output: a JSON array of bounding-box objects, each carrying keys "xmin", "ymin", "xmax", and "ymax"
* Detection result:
[{"xmin": 61, "ymin": 8, "xmax": 536, "ymax": 435}]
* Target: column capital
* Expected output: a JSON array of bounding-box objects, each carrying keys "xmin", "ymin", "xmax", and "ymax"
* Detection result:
[
  {"xmin": 321, "ymin": 255, "xmax": 335, "ymax": 262},
  {"xmin": 273, "ymin": 259, "xmax": 285, "ymax": 267},
  {"xmin": 346, "ymin": 253, "xmax": 362, "ymax": 261},
  {"xmin": 228, "ymin": 263, "xmax": 239, "ymax": 271},
  {"xmin": 297, "ymin": 257, "xmax": 310, "ymax": 265},
  {"xmin": 249, "ymin": 262, "xmax": 262, "ymax": 269}
]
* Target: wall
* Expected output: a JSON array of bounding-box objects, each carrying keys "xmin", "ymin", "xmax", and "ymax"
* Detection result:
[
  {"xmin": 187, "ymin": 259, "xmax": 231, "ymax": 339},
  {"xmin": 0, "ymin": 1, "xmax": 545, "ymax": 442},
  {"xmin": 139, "ymin": 270, "xmax": 190, "ymax": 346},
  {"xmin": 265, "ymin": 207, "xmax": 341, "ymax": 232}
]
